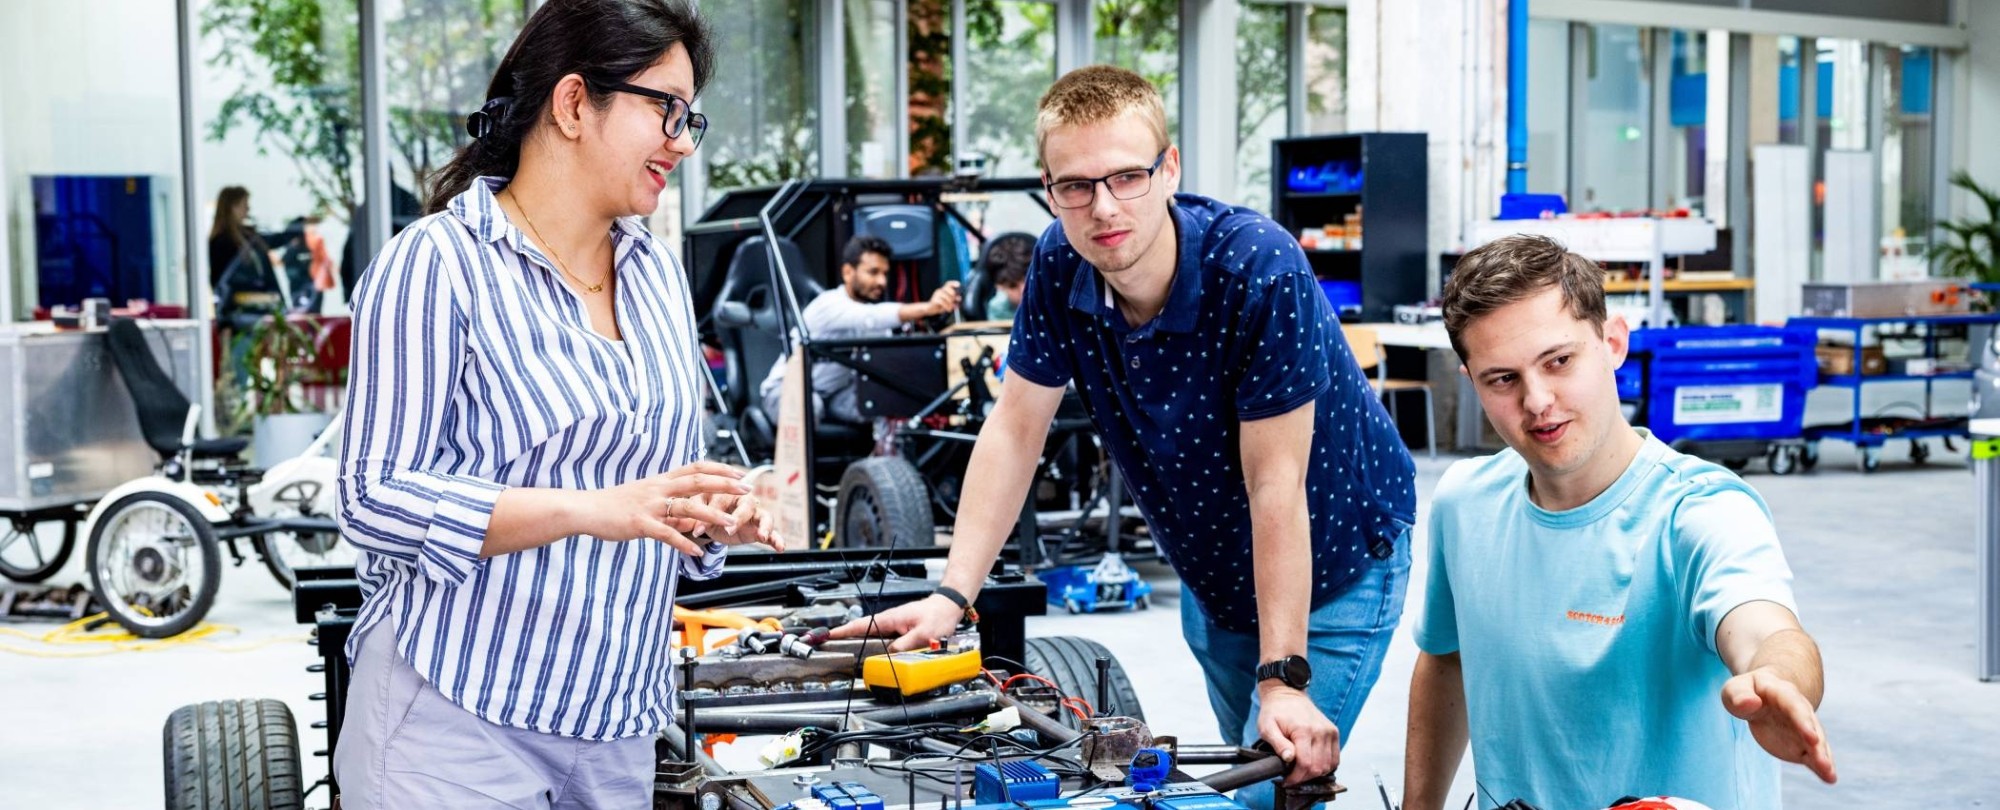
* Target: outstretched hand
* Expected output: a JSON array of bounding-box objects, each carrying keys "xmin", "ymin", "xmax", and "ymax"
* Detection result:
[{"xmin": 1721, "ymin": 667, "xmax": 1837, "ymax": 784}]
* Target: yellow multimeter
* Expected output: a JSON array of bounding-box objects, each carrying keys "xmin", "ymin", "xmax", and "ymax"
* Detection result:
[{"xmin": 861, "ymin": 644, "xmax": 982, "ymax": 701}]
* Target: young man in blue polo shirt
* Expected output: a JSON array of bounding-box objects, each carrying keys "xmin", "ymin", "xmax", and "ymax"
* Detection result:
[
  {"xmin": 834, "ymin": 65, "xmax": 1417, "ymax": 805},
  {"xmin": 1402, "ymin": 236, "xmax": 1837, "ymax": 809}
]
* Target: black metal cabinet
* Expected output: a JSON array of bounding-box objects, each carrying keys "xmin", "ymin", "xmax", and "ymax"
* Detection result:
[{"xmin": 1269, "ymin": 133, "xmax": 1429, "ymax": 323}]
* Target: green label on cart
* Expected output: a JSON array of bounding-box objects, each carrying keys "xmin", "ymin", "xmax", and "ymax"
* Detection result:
[{"xmin": 1973, "ymin": 439, "xmax": 2000, "ymax": 461}]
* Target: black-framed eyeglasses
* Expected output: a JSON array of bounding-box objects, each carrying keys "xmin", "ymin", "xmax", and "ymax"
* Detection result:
[
  {"xmin": 591, "ymin": 80, "xmax": 707, "ymax": 149},
  {"xmin": 1044, "ymin": 150, "xmax": 1167, "ymax": 209}
]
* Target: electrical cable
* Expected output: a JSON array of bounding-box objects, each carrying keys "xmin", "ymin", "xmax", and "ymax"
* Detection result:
[{"xmin": 0, "ymin": 613, "xmax": 306, "ymax": 658}]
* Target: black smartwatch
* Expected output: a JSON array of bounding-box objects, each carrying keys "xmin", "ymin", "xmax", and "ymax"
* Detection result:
[{"xmin": 1256, "ymin": 655, "xmax": 1312, "ymax": 690}]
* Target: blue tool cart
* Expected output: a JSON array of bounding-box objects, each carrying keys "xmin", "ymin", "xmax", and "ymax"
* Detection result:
[
  {"xmin": 1789, "ymin": 313, "xmax": 2000, "ymax": 472},
  {"xmin": 1620, "ymin": 325, "xmax": 1819, "ymax": 474}
]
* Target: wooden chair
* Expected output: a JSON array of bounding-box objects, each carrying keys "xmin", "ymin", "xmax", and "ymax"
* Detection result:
[{"xmin": 1341, "ymin": 325, "xmax": 1436, "ymax": 458}]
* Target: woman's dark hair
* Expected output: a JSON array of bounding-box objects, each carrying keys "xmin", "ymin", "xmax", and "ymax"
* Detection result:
[
  {"xmin": 424, "ymin": 0, "xmax": 714, "ymax": 213},
  {"xmin": 210, "ymin": 186, "xmax": 250, "ymax": 244}
]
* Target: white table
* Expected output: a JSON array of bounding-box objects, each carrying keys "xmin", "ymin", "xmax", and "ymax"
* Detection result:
[
  {"xmin": 1967, "ymin": 419, "xmax": 2000, "ymax": 681},
  {"xmin": 1358, "ymin": 322, "xmax": 1487, "ymax": 451}
]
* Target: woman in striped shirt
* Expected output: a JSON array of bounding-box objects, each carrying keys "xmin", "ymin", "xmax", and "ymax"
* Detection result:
[{"xmin": 331, "ymin": 2, "xmax": 778, "ymax": 807}]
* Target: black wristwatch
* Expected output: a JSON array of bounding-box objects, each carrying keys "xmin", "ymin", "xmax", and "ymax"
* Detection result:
[{"xmin": 1256, "ymin": 655, "xmax": 1312, "ymax": 690}]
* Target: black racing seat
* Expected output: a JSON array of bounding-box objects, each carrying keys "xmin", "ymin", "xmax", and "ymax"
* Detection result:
[
  {"xmin": 105, "ymin": 318, "xmax": 250, "ymax": 463},
  {"xmin": 712, "ymin": 236, "xmax": 823, "ymax": 451}
]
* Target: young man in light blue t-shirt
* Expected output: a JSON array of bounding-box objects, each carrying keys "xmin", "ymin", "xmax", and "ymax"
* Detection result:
[{"xmin": 1402, "ymin": 236, "xmax": 1839, "ymax": 810}]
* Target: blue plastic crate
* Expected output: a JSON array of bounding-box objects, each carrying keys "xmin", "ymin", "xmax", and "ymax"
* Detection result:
[{"xmin": 1627, "ymin": 325, "xmax": 1818, "ymax": 445}]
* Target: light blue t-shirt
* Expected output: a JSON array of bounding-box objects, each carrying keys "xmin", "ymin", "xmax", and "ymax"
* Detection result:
[{"xmin": 1415, "ymin": 429, "xmax": 1797, "ymax": 810}]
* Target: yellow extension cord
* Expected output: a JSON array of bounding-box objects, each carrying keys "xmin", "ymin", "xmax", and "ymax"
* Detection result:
[{"xmin": 0, "ymin": 613, "xmax": 309, "ymax": 658}]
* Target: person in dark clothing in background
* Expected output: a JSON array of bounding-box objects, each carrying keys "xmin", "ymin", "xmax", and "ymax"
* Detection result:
[{"xmin": 207, "ymin": 185, "xmax": 282, "ymax": 328}]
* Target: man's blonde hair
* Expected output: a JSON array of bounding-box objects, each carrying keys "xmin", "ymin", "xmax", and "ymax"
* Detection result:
[{"xmin": 1035, "ymin": 65, "xmax": 1170, "ymax": 164}]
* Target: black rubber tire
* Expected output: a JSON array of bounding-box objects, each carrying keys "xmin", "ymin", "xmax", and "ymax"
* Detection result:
[
  {"xmin": 1800, "ymin": 443, "xmax": 1820, "ymax": 471},
  {"xmin": 1023, "ymin": 636, "xmax": 1146, "ymax": 729},
  {"xmin": 163, "ymin": 699, "xmax": 304, "ymax": 810},
  {"xmin": 256, "ymin": 527, "xmax": 347, "ymax": 591},
  {"xmin": 0, "ymin": 518, "xmax": 76, "ymax": 583},
  {"xmin": 836, "ymin": 457, "xmax": 936, "ymax": 549},
  {"xmin": 1721, "ymin": 458, "xmax": 1750, "ymax": 471},
  {"xmin": 86, "ymin": 492, "xmax": 222, "ymax": 639}
]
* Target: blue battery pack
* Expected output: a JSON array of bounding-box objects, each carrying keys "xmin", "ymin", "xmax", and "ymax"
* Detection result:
[
  {"xmin": 973, "ymin": 760, "xmax": 1062, "ymax": 804},
  {"xmin": 812, "ymin": 782, "xmax": 884, "ymax": 810}
]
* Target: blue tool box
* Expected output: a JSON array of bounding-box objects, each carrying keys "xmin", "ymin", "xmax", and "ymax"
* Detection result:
[{"xmin": 1621, "ymin": 325, "xmax": 1818, "ymax": 471}]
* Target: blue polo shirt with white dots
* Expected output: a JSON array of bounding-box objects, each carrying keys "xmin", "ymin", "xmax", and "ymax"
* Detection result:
[{"xmin": 1005, "ymin": 193, "xmax": 1416, "ymax": 633}]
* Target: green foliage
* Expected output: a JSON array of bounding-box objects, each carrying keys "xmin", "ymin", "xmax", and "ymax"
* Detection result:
[
  {"xmin": 1236, "ymin": 4, "xmax": 1287, "ymax": 207},
  {"xmin": 908, "ymin": 0, "xmax": 953, "ymax": 176},
  {"xmin": 1928, "ymin": 171, "xmax": 2000, "ymax": 285},
  {"xmin": 1094, "ymin": 0, "xmax": 1180, "ymax": 134},
  {"xmin": 201, "ymin": 0, "xmax": 516, "ymax": 217},
  {"xmin": 203, "ymin": 0, "xmax": 359, "ymax": 216},
  {"xmin": 231, "ymin": 315, "xmax": 321, "ymax": 424},
  {"xmin": 960, "ymin": 0, "xmax": 1056, "ymax": 175},
  {"xmin": 704, "ymin": 0, "xmax": 819, "ymax": 189}
]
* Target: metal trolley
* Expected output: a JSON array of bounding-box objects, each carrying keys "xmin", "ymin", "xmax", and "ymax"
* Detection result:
[
  {"xmin": 1790, "ymin": 313, "xmax": 2000, "ymax": 472},
  {"xmin": 0, "ymin": 320, "xmax": 203, "ymax": 583}
]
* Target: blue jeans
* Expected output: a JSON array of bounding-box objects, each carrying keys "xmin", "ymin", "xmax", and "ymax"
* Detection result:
[{"xmin": 1180, "ymin": 530, "xmax": 1412, "ymax": 810}]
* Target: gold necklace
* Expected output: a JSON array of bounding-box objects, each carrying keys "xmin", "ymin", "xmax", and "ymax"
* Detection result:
[{"xmin": 507, "ymin": 189, "xmax": 607, "ymax": 294}]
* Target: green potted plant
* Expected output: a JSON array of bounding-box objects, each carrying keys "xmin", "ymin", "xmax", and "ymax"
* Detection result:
[
  {"xmin": 1929, "ymin": 171, "xmax": 2000, "ymax": 288},
  {"xmin": 233, "ymin": 314, "xmax": 333, "ymax": 468}
]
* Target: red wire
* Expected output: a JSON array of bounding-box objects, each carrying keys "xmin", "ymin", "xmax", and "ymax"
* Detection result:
[
  {"xmin": 999, "ymin": 670, "xmax": 1097, "ymax": 724},
  {"xmin": 1002, "ymin": 673, "xmax": 1063, "ymax": 692},
  {"xmin": 1059, "ymin": 698, "xmax": 1092, "ymax": 725}
]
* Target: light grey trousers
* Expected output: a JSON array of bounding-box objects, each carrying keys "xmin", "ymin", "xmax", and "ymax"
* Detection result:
[{"xmin": 331, "ymin": 627, "xmax": 657, "ymax": 810}]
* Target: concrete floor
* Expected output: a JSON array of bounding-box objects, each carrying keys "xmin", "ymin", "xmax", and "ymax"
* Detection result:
[{"xmin": 3, "ymin": 437, "xmax": 1997, "ymax": 808}]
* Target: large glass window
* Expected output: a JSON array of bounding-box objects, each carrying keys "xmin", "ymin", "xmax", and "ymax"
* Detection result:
[
  {"xmin": 2, "ymin": 2, "xmax": 190, "ymax": 321},
  {"xmin": 1576, "ymin": 23, "xmax": 1652, "ymax": 213},
  {"xmin": 1667, "ymin": 29, "xmax": 1708, "ymax": 214},
  {"xmin": 1776, "ymin": 36, "xmax": 1804, "ymax": 144},
  {"xmin": 846, "ymin": 0, "xmax": 901, "ymax": 178},
  {"xmin": 963, "ymin": 0, "xmax": 1055, "ymax": 179},
  {"xmin": 963, "ymin": 0, "xmax": 1057, "ymax": 236},
  {"xmin": 1880, "ymin": 45, "xmax": 1935, "ymax": 266},
  {"xmin": 703, "ymin": 1, "xmax": 818, "ymax": 194},
  {"xmin": 1094, "ymin": 0, "xmax": 1179, "ymax": 141},
  {"xmin": 1302, "ymin": 4, "xmax": 1347, "ymax": 134},
  {"xmin": 1524, "ymin": 18, "xmax": 1571, "ymax": 196},
  {"xmin": 1819, "ymin": 39, "xmax": 1871, "ymax": 151},
  {"xmin": 199, "ymin": 0, "xmax": 367, "ymax": 313},
  {"xmin": 1234, "ymin": 2, "xmax": 1289, "ymax": 212}
]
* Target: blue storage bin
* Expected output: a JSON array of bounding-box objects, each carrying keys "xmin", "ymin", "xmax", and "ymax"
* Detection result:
[
  {"xmin": 1627, "ymin": 325, "xmax": 1818, "ymax": 446},
  {"xmin": 1319, "ymin": 280, "xmax": 1362, "ymax": 317},
  {"xmin": 1616, "ymin": 361, "xmax": 1643, "ymax": 401},
  {"xmin": 1497, "ymin": 193, "xmax": 1567, "ymax": 220}
]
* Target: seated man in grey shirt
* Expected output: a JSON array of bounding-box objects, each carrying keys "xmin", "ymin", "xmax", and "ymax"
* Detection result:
[{"xmin": 760, "ymin": 235, "xmax": 961, "ymax": 425}]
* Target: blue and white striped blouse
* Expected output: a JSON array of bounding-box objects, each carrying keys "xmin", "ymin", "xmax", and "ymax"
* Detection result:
[{"xmin": 336, "ymin": 176, "xmax": 723, "ymax": 741}]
